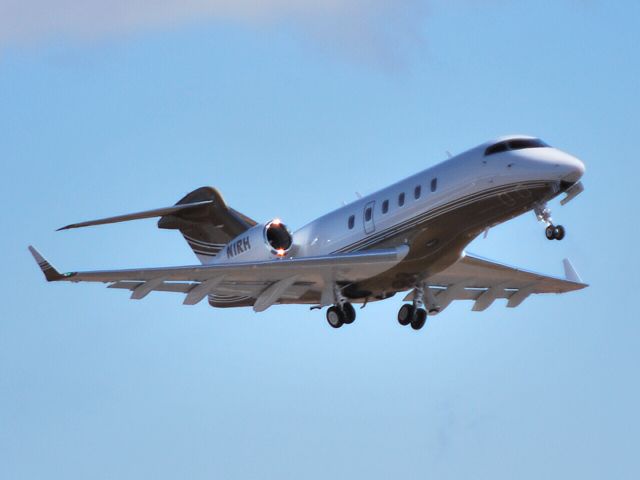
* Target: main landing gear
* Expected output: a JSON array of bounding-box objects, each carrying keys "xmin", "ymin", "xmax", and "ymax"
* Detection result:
[
  {"xmin": 398, "ymin": 304, "xmax": 427, "ymax": 330},
  {"xmin": 325, "ymin": 285, "xmax": 356, "ymax": 329},
  {"xmin": 535, "ymin": 203, "xmax": 566, "ymax": 241},
  {"xmin": 326, "ymin": 303, "xmax": 356, "ymax": 329},
  {"xmin": 397, "ymin": 284, "xmax": 429, "ymax": 331}
]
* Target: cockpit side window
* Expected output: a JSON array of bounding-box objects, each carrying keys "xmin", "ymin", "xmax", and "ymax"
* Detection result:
[
  {"xmin": 485, "ymin": 138, "xmax": 549, "ymax": 156},
  {"xmin": 508, "ymin": 138, "xmax": 549, "ymax": 150},
  {"xmin": 485, "ymin": 142, "xmax": 510, "ymax": 156}
]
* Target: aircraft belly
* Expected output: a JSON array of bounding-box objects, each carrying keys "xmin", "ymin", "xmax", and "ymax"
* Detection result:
[{"xmin": 346, "ymin": 182, "xmax": 557, "ymax": 298}]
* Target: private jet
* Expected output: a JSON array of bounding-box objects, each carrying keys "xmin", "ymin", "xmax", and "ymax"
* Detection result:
[{"xmin": 30, "ymin": 135, "xmax": 587, "ymax": 330}]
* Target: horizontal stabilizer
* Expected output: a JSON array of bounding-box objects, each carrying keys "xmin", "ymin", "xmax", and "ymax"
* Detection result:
[
  {"xmin": 28, "ymin": 246, "xmax": 65, "ymax": 281},
  {"xmin": 57, "ymin": 200, "xmax": 214, "ymax": 231}
]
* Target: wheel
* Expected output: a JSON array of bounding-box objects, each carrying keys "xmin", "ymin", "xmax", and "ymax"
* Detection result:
[
  {"xmin": 398, "ymin": 304, "xmax": 415, "ymax": 326},
  {"xmin": 411, "ymin": 308, "xmax": 427, "ymax": 330},
  {"xmin": 326, "ymin": 306, "xmax": 345, "ymax": 329},
  {"xmin": 545, "ymin": 225, "xmax": 556, "ymax": 240},
  {"xmin": 554, "ymin": 225, "xmax": 566, "ymax": 241},
  {"xmin": 342, "ymin": 302, "xmax": 356, "ymax": 324}
]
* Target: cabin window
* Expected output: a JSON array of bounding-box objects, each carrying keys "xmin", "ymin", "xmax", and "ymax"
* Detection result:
[
  {"xmin": 348, "ymin": 215, "xmax": 355, "ymax": 229},
  {"xmin": 398, "ymin": 192, "xmax": 405, "ymax": 206},
  {"xmin": 414, "ymin": 185, "xmax": 421, "ymax": 199},
  {"xmin": 382, "ymin": 199, "xmax": 389, "ymax": 214},
  {"xmin": 430, "ymin": 178, "xmax": 438, "ymax": 192},
  {"xmin": 365, "ymin": 207, "xmax": 372, "ymax": 222}
]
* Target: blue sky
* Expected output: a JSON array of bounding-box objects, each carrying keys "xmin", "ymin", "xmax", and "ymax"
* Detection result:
[{"xmin": 1, "ymin": 1, "xmax": 639, "ymax": 478}]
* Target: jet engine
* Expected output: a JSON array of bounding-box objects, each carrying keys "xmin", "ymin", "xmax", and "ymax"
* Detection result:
[{"xmin": 216, "ymin": 219, "xmax": 293, "ymax": 263}]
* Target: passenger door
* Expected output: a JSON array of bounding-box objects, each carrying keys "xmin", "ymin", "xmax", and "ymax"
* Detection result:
[{"xmin": 363, "ymin": 201, "xmax": 376, "ymax": 235}]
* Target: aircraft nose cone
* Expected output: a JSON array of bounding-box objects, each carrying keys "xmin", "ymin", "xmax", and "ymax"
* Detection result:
[
  {"xmin": 560, "ymin": 153, "xmax": 586, "ymax": 184},
  {"xmin": 520, "ymin": 148, "xmax": 585, "ymax": 185}
]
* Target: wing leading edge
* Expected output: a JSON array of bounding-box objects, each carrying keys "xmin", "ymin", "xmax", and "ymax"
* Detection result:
[
  {"xmin": 404, "ymin": 252, "xmax": 588, "ymax": 313},
  {"xmin": 28, "ymin": 245, "xmax": 410, "ymax": 311}
]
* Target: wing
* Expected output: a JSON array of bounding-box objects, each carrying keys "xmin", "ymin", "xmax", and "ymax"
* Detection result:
[
  {"xmin": 404, "ymin": 252, "xmax": 588, "ymax": 313},
  {"xmin": 29, "ymin": 245, "xmax": 409, "ymax": 311}
]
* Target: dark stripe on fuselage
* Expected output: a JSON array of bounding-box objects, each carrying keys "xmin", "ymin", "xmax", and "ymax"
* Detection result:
[
  {"xmin": 191, "ymin": 249, "xmax": 220, "ymax": 257},
  {"xmin": 183, "ymin": 234, "xmax": 226, "ymax": 249},
  {"xmin": 333, "ymin": 180, "xmax": 551, "ymax": 254}
]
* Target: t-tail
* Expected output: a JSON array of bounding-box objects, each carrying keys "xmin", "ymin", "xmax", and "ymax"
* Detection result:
[{"xmin": 56, "ymin": 186, "xmax": 257, "ymax": 264}]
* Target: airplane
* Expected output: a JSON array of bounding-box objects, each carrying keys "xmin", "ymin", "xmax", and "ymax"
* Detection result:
[{"xmin": 30, "ymin": 135, "xmax": 587, "ymax": 331}]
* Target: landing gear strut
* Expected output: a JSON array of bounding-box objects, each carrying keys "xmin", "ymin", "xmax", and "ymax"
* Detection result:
[
  {"xmin": 325, "ymin": 285, "xmax": 356, "ymax": 328},
  {"xmin": 397, "ymin": 284, "xmax": 428, "ymax": 331},
  {"xmin": 535, "ymin": 203, "xmax": 566, "ymax": 241}
]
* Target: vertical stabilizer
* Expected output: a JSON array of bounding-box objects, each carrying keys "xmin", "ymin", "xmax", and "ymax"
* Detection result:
[{"xmin": 158, "ymin": 187, "xmax": 257, "ymax": 264}]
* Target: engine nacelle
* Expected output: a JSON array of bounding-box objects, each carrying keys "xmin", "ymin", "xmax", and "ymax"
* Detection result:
[{"xmin": 215, "ymin": 219, "xmax": 293, "ymax": 263}]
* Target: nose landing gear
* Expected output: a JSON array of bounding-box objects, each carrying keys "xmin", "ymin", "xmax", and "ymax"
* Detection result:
[
  {"xmin": 535, "ymin": 203, "xmax": 566, "ymax": 241},
  {"xmin": 545, "ymin": 224, "xmax": 566, "ymax": 241}
]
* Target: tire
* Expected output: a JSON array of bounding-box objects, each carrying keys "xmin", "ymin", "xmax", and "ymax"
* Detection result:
[
  {"xmin": 545, "ymin": 225, "xmax": 556, "ymax": 240},
  {"xmin": 326, "ymin": 306, "xmax": 344, "ymax": 329},
  {"xmin": 411, "ymin": 308, "xmax": 427, "ymax": 330},
  {"xmin": 554, "ymin": 225, "xmax": 566, "ymax": 241},
  {"xmin": 398, "ymin": 304, "xmax": 415, "ymax": 326},
  {"xmin": 342, "ymin": 303, "xmax": 356, "ymax": 324}
]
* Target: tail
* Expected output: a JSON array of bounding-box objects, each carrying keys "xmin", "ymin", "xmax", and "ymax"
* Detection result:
[
  {"xmin": 158, "ymin": 187, "xmax": 256, "ymax": 263},
  {"xmin": 56, "ymin": 186, "xmax": 257, "ymax": 264}
]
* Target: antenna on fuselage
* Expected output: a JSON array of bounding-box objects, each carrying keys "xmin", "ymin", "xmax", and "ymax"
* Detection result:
[{"xmin": 446, "ymin": 151, "xmax": 453, "ymax": 159}]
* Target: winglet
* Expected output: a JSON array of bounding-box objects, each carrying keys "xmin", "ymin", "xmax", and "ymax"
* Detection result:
[
  {"xmin": 563, "ymin": 258, "xmax": 583, "ymax": 284},
  {"xmin": 28, "ymin": 246, "xmax": 67, "ymax": 281}
]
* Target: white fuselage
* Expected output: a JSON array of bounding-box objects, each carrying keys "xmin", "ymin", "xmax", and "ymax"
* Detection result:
[
  {"xmin": 210, "ymin": 135, "xmax": 585, "ymax": 274},
  {"xmin": 292, "ymin": 137, "xmax": 584, "ymax": 258}
]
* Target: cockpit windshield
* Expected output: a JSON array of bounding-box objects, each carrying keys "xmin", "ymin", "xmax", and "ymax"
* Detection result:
[{"xmin": 485, "ymin": 138, "xmax": 549, "ymax": 156}]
